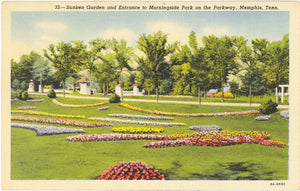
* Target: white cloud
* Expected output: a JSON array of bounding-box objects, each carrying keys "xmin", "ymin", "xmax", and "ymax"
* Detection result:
[
  {"xmin": 202, "ymin": 26, "xmax": 231, "ymax": 37},
  {"xmin": 145, "ymin": 20, "xmax": 191, "ymax": 45},
  {"xmin": 98, "ymin": 28, "xmax": 137, "ymax": 47},
  {"xmin": 35, "ymin": 21, "xmax": 68, "ymax": 32}
]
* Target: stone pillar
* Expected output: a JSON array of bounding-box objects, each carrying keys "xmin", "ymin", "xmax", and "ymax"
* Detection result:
[
  {"xmin": 115, "ymin": 84, "xmax": 122, "ymax": 97},
  {"xmin": 79, "ymin": 82, "xmax": 90, "ymax": 95},
  {"xmin": 28, "ymin": 80, "xmax": 35, "ymax": 92},
  {"xmin": 39, "ymin": 84, "xmax": 43, "ymax": 93},
  {"xmin": 132, "ymin": 84, "xmax": 139, "ymax": 95}
]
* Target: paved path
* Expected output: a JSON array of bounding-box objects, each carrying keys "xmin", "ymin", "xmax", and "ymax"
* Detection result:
[{"xmin": 29, "ymin": 93, "xmax": 289, "ymax": 109}]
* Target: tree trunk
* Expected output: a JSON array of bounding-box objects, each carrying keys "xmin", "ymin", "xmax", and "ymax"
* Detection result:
[
  {"xmin": 103, "ymin": 83, "xmax": 105, "ymax": 95},
  {"xmin": 156, "ymin": 87, "xmax": 159, "ymax": 104},
  {"xmin": 63, "ymin": 80, "xmax": 65, "ymax": 97},
  {"xmin": 249, "ymin": 84, "xmax": 252, "ymax": 106},
  {"xmin": 89, "ymin": 71, "xmax": 92, "ymax": 95},
  {"xmin": 221, "ymin": 81, "xmax": 224, "ymax": 103},
  {"xmin": 198, "ymin": 86, "xmax": 201, "ymax": 105}
]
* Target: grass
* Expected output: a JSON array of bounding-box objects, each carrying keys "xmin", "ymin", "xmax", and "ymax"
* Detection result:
[{"xmin": 10, "ymin": 95, "xmax": 288, "ymax": 180}]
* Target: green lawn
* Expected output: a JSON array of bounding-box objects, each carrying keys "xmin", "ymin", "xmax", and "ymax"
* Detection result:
[{"xmin": 11, "ymin": 95, "xmax": 288, "ymax": 180}]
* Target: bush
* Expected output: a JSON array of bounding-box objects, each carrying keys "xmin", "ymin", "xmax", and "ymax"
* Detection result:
[
  {"xmin": 47, "ymin": 89, "xmax": 56, "ymax": 98},
  {"xmin": 16, "ymin": 89, "xmax": 23, "ymax": 99},
  {"xmin": 21, "ymin": 91, "xmax": 28, "ymax": 100},
  {"xmin": 109, "ymin": 93, "xmax": 120, "ymax": 103},
  {"xmin": 259, "ymin": 99, "xmax": 278, "ymax": 114}
]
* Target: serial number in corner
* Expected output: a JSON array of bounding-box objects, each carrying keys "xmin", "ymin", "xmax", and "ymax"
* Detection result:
[{"xmin": 270, "ymin": 182, "xmax": 286, "ymax": 186}]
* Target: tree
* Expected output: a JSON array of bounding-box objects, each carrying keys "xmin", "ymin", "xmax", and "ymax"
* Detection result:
[
  {"xmin": 137, "ymin": 31, "xmax": 176, "ymax": 103},
  {"xmin": 11, "ymin": 51, "xmax": 40, "ymax": 91},
  {"xmin": 203, "ymin": 35, "xmax": 238, "ymax": 102},
  {"xmin": 44, "ymin": 41, "xmax": 84, "ymax": 97},
  {"xmin": 109, "ymin": 38, "xmax": 134, "ymax": 99},
  {"xmin": 188, "ymin": 31, "xmax": 210, "ymax": 104},
  {"xmin": 263, "ymin": 34, "xmax": 289, "ymax": 89},
  {"xmin": 84, "ymin": 39, "xmax": 107, "ymax": 94},
  {"xmin": 32, "ymin": 56, "xmax": 53, "ymax": 92}
]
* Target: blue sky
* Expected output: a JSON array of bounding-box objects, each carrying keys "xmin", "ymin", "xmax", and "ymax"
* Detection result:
[{"xmin": 11, "ymin": 11, "xmax": 289, "ymax": 60}]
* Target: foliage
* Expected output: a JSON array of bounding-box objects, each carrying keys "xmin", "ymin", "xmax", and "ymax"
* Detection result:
[
  {"xmin": 47, "ymin": 89, "xmax": 56, "ymax": 98},
  {"xmin": 137, "ymin": 31, "xmax": 176, "ymax": 102},
  {"xmin": 16, "ymin": 89, "xmax": 24, "ymax": 99},
  {"xmin": 109, "ymin": 93, "xmax": 121, "ymax": 103},
  {"xmin": 203, "ymin": 35, "xmax": 238, "ymax": 102},
  {"xmin": 263, "ymin": 34, "xmax": 289, "ymax": 89},
  {"xmin": 259, "ymin": 99, "xmax": 278, "ymax": 114},
  {"xmin": 21, "ymin": 91, "xmax": 29, "ymax": 100},
  {"xmin": 44, "ymin": 41, "xmax": 86, "ymax": 96}
]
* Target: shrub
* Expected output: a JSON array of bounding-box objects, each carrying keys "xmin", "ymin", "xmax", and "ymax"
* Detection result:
[
  {"xmin": 47, "ymin": 89, "xmax": 56, "ymax": 98},
  {"xmin": 16, "ymin": 89, "xmax": 23, "ymax": 99},
  {"xmin": 259, "ymin": 99, "xmax": 278, "ymax": 114},
  {"xmin": 109, "ymin": 93, "xmax": 120, "ymax": 103},
  {"xmin": 21, "ymin": 91, "xmax": 28, "ymax": 100}
]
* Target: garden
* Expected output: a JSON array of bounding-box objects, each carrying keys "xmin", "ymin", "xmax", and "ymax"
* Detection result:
[{"xmin": 11, "ymin": 94, "xmax": 288, "ymax": 180}]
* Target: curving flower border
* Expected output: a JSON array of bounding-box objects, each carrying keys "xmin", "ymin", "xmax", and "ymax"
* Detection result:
[
  {"xmin": 11, "ymin": 110, "xmax": 85, "ymax": 118},
  {"xmin": 88, "ymin": 117, "xmax": 185, "ymax": 127},
  {"xmin": 52, "ymin": 99, "xmax": 108, "ymax": 108},
  {"xmin": 11, "ymin": 116, "xmax": 113, "ymax": 127},
  {"xmin": 119, "ymin": 103, "xmax": 260, "ymax": 117},
  {"xmin": 107, "ymin": 114, "xmax": 174, "ymax": 120},
  {"xmin": 11, "ymin": 123, "xmax": 84, "ymax": 136},
  {"xmin": 66, "ymin": 134, "xmax": 173, "ymax": 142},
  {"xmin": 112, "ymin": 127, "xmax": 164, "ymax": 134},
  {"xmin": 26, "ymin": 98, "xmax": 44, "ymax": 102}
]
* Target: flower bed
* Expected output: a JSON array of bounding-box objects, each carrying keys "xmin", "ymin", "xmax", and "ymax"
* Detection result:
[
  {"xmin": 11, "ymin": 110, "xmax": 85, "ymax": 118},
  {"xmin": 11, "ymin": 123, "xmax": 84, "ymax": 136},
  {"xmin": 26, "ymin": 98, "xmax": 44, "ymax": 102},
  {"xmin": 107, "ymin": 114, "xmax": 174, "ymax": 120},
  {"xmin": 144, "ymin": 136, "xmax": 284, "ymax": 148},
  {"xmin": 255, "ymin": 115, "xmax": 271, "ymax": 121},
  {"xmin": 66, "ymin": 134, "xmax": 173, "ymax": 142},
  {"xmin": 11, "ymin": 98, "xmax": 18, "ymax": 102},
  {"xmin": 98, "ymin": 106, "xmax": 109, "ymax": 111},
  {"xmin": 214, "ymin": 92, "xmax": 234, "ymax": 98},
  {"xmin": 11, "ymin": 116, "xmax": 113, "ymax": 127},
  {"xmin": 119, "ymin": 103, "xmax": 260, "ymax": 117},
  {"xmin": 17, "ymin": 106, "xmax": 36, "ymax": 110},
  {"xmin": 98, "ymin": 161, "xmax": 165, "ymax": 180},
  {"xmin": 88, "ymin": 117, "xmax": 185, "ymax": 127},
  {"xmin": 112, "ymin": 127, "xmax": 164, "ymax": 134},
  {"xmin": 52, "ymin": 99, "xmax": 108, "ymax": 108},
  {"xmin": 189, "ymin": 125, "xmax": 222, "ymax": 131},
  {"xmin": 280, "ymin": 110, "xmax": 289, "ymax": 119}
]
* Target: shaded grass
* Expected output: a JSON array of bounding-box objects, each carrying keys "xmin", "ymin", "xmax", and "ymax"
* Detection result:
[{"xmin": 10, "ymin": 95, "xmax": 288, "ymax": 180}]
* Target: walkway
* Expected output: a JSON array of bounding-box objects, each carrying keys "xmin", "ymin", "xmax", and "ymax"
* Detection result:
[{"xmin": 29, "ymin": 93, "xmax": 289, "ymax": 109}]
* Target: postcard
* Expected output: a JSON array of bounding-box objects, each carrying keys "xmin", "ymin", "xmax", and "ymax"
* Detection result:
[{"xmin": 2, "ymin": 1, "xmax": 300, "ymax": 190}]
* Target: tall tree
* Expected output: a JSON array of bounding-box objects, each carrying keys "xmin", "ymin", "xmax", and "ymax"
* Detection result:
[
  {"xmin": 263, "ymin": 34, "xmax": 289, "ymax": 89},
  {"xmin": 203, "ymin": 35, "xmax": 238, "ymax": 102},
  {"xmin": 109, "ymin": 38, "xmax": 134, "ymax": 99},
  {"xmin": 32, "ymin": 56, "xmax": 54, "ymax": 92},
  {"xmin": 44, "ymin": 41, "xmax": 84, "ymax": 97},
  {"xmin": 137, "ymin": 31, "xmax": 176, "ymax": 103},
  {"xmin": 188, "ymin": 31, "xmax": 210, "ymax": 104},
  {"xmin": 84, "ymin": 39, "xmax": 107, "ymax": 94},
  {"xmin": 11, "ymin": 51, "xmax": 40, "ymax": 90}
]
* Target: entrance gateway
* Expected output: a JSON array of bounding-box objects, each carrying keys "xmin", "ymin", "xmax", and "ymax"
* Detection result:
[{"xmin": 275, "ymin": 85, "xmax": 288, "ymax": 103}]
